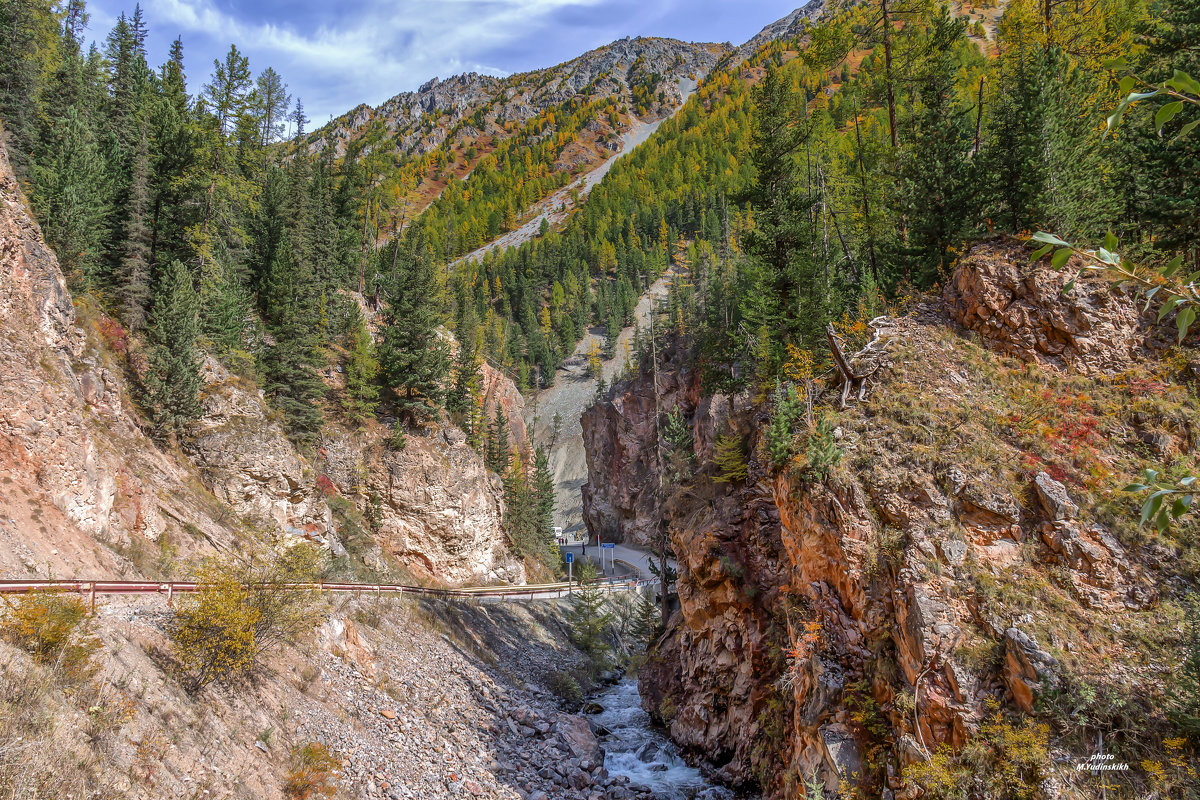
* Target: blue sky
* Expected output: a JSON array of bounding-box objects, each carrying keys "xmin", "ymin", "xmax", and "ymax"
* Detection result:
[{"xmin": 84, "ymin": 0, "xmax": 802, "ymax": 124}]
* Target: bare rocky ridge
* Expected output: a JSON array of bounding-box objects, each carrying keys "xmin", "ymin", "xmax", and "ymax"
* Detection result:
[
  {"xmin": 738, "ymin": 0, "xmax": 829, "ymax": 58},
  {"xmin": 581, "ymin": 240, "xmax": 1186, "ymax": 798},
  {"xmin": 310, "ymin": 38, "xmax": 724, "ymax": 158}
]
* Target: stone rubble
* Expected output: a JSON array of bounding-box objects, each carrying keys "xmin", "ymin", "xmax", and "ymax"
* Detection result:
[{"xmin": 295, "ymin": 601, "xmax": 661, "ymax": 800}]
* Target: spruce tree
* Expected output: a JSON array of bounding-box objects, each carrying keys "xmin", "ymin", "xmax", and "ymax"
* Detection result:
[
  {"xmin": 531, "ymin": 447, "xmax": 555, "ymax": 541},
  {"xmin": 144, "ymin": 259, "xmax": 202, "ymax": 440},
  {"xmin": 568, "ymin": 561, "xmax": 613, "ymax": 663},
  {"xmin": 260, "ymin": 237, "xmax": 326, "ymax": 444},
  {"xmin": 448, "ymin": 340, "xmax": 485, "ymax": 448},
  {"xmin": 33, "ymin": 105, "xmax": 110, "ymax": 286},
  {"xmin": 898, "ymin": 9, "xmax": 977, "ymax": 287},
  {"xmin": 740, "ymin": 61, "xmax": 825, "ymax": 354},
  {"xmin": 487, "ymin": 407, "xmax": 512, "ymax": 474},
  {"xmin": 342, "ymin": 312, "xmax": 379, "ymax": 428},
  {"xmin": 116, "ymin": 129, "xmax": 153, "ymax": 329},
  {"xmin": 1129, "ymin": 0, "xmax": 1200, "ymax": 262},
  {"xmin": 378, "ymin": 232, "xmax": 450, "ymax": 425},
  {"xmin": 981, "ymin": 48, "xmax": 1048, "ymax": 233}
]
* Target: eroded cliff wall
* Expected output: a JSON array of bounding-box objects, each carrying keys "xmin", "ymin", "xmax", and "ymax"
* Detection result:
[{"xmin": 583, "ymin": 238, "xmax": 1191, "ymax": 798}]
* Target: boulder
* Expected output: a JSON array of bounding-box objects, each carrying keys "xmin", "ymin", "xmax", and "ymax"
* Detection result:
[
  {"xmin": 1033, "ymin": 472, "xmax": 1078, "ymax": 521},
  {"xmin": 1003, "ymin": 627, "xmax": 1059, "ymax": 713}
]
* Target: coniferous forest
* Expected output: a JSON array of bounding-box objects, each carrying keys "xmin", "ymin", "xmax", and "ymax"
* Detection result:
[{"xmin": 1, "ymin": 0, "xmax": 1198, "ymax": 564}]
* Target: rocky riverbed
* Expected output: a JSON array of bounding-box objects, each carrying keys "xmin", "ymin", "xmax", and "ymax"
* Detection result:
[{"xmin": 589, "ymin": 679, "xmax": 735, "ymax": 800}]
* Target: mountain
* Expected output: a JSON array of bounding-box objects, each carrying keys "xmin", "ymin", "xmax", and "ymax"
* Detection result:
[
  {"xmin": 310, "ymin": 36, "xmax": 727, "ymax": 162},
  {"xmin": 738, "ymin": 0, "xmax": 829, "ymax": 56}
]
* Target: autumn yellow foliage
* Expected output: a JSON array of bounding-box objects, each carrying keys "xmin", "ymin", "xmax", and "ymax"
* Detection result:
[
  {"xmin": 0, "ymin": 589, "xmax": 98, "ymax": 680},
  {"xmin": 171, "ymin": 546, "xmax": 323, "ymax": 693}
]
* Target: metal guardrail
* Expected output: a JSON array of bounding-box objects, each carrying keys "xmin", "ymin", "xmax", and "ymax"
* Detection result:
[{"xmin": 0, "ymin": 577, "xmax": 656, "ymax": 610}]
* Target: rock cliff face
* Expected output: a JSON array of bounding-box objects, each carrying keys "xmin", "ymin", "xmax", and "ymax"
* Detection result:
[
  {"xmin": 0, "ymin": 138, "xmax": 237, "ymax": 576},
  {"xmin": 583, "ymin": 239, "xmax": 1189, "ymax": 798},
  {"xmin": 0, "ymin": 137, "xmax": 522, "ymax": 587},
  {"xmin": 580, "ymin": 339, "xmax": 691, "ymax": 547},
  {"xmin": 319, "ymin": 425, "xmax": 525, "ymax": 585}
]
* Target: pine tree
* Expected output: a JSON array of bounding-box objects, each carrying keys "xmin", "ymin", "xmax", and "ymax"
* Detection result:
[
  {"xmin": 202, "ymin": 45, "xmax": 252, "ymax": 137},
  {"xmin": 143, "ymin": 259, "xmax": 202, "ymax": 440},
  {"xmin": 254, "ymin": 67, "xmax": 290, "ymax": 147},
  {"xmin": 487, "ymin": 407, "xmax": 512, "ymax": 474},
  {"xmin": 33, "ymin": 105, "xmax": 110, "ymax": 286},
  {"xmin": 378, "ymin": 232, "xmax": 450, "ymax": 424},
  {"xmin": 342, "ymin": 312, "xmax": 379, "ymax": 427},
  {"xmin": 116, "ymin": 129, "xmax": 153, "ymax": 329}
]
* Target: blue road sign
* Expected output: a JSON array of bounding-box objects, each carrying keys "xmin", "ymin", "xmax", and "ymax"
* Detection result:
[
  {"xmin": 601, "ymin": 543, "xmax": 615, "ymax": 549},
  {"xmin": 565, "ymin": 552, "xmax": 574, "ymax": 563}
]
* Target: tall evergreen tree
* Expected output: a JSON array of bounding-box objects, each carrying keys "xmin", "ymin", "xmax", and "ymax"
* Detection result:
[
  {"xmin": 1129, "ymin": 0, "xmax": 1200, "ymax": 263},
  {"xmin": 740, "ymin": 62, "xmax": 826, "ymax": 357},
  {"xmin": 254, "ymin": 67, "xmax": 290, "ymax": 147},
  {"xmin": 898, "ymin": 10, "xmax": 978, "ymax": 286},
  {"xmin": 487, "ymin": 407, "xmax": 512, "ymax": 475},
  {"xmin": 342, "ymin": 311, "xmax": 380, "ymax": 428},
  {"xmin": 531, "ymin": 447, "xmax": 555, "ymax": 541},
  {"xmin": 116, "ymin": 130, "xmax": 152, "ymax": 329},
  {"xmin": 143, "ymin": 259, "xmax": 202, "ymax": 440},
  {"xmin": 33, "ymin": 105, "xmax": 110, "ymax": 285},
  {"xmin": 378, "ymin": 231, "xmax": 450, "ymax": 424},
  {"xmin": 260, "ymin": 236, "xmax": 326, "ymax": 443}
]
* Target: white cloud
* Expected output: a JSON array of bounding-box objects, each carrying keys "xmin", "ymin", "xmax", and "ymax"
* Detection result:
[{"xmin": 143, "ymin": 0, "xmax": 611, "ymax": 120}]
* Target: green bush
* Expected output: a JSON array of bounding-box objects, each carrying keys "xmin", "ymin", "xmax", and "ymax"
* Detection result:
[{"xmin": 547, "ymin": 670, "xmax": 583, "ymax": 705}]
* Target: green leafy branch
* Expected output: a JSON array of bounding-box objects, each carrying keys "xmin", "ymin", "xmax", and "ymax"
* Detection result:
[
  {"xmin": 1103, "ymin": 58, "xmax": 1200, "ymax": 140},
  {"xmin": 1124, "ymin": 469, "xmax": 1196, "ymax": 532},
  {"xmin": 1028, "ymin": 230, "xmax": 1199, "ymax": 343}
]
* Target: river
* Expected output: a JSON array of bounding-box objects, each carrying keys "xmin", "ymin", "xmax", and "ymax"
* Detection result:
[{"xmin": 588, "ymin": 679, "xmax": 734, "ymax": 800}]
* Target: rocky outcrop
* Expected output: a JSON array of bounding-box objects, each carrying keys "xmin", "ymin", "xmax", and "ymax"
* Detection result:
[
  {"xmin": 943, "ymin": 237, "xmax": 1149, "ymax": 375},
  {"xmin": 319, "ymin": 426, "xmax": 525, "ymax": 585},
  {"xmin": 580, "ymin": 341, "xmax": 692, "ymax": 547},
  {"xmin": 188, "ymin": 356, "xmax": 334, "ymax": 545}
]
